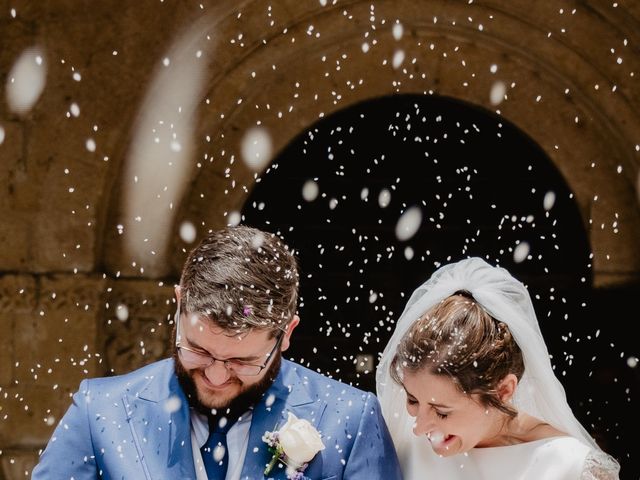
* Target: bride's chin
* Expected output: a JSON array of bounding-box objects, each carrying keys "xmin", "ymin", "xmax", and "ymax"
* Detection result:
[{"xmin": 429, "ymin": 434, "xmax": 459, "ymax": 457}]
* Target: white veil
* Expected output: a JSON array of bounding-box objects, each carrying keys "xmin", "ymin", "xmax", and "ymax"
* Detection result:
[{"xmin": 375, "ymin": 257, "xmax": 604, "ymax": 478}]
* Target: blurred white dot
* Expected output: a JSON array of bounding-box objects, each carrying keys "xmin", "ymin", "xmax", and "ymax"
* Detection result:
[
  {"xmin": 163, "ymin": 57, "xmax": 171, "ymax": 67},
  {"xmin": 86, "ymin": 138, "xmax": 96, "ymax": 152},
  {"xmin": 115, "ymin": 303, "xmax": 129, "ymax": 322},
  {"xmin": 378, "ymin": 189, "xmax": 391, "ymax": 208},
  {"xmin": 627, "ymin": 357, "xmax": 638, "ymax": 368},
  {"xmin": 0, "ymin": 125, "xmax": 4, "ymax": 145},
  {"xmin": 489, "ymin": 81, "xmax": 506, "ymax": 106},
  {"xmin": 329, "ymin": 198, "xmax": 338, "ymax": 210},
  {"xmin": 69, "ymin": 102, "xmax": 80, "ymax": 117},
  {"xmin": 395, "ymin": 206, "xmax": 422, "ymax": 241},
  {"xmin": 170, "ymin": 140, "xmax": 182, "ymax": 152},
  {"xmin": 361, "ymin": 42, "xmax": 370, "ymax": 53},
  {"xmin": 369, "ymin": 292, "xmax": 378, "ymax": 303},
  {"xmin": 513, "ymin": 242, "xmax": 530, "ymax": 263},
  {"xmin": 45, "ymin": 415, "xmax": 56, "ymax": 426},
  {"xmin": 265, "ymin": 393, "xmax": 276, "ymax": 407},
  {"xmin": 241, "ymin": 126, "xmax": 272, "ymax": 172},
  {"xmin": 302, "ymin": 180, "xmax": 319, "ymax": 201},
  {"xmin": 392, "ymin": 22, "xmax": 404, "ymax": 40},
  {"xmin": 6, "ymin": 46, "xmax": 47, "ymax": 116},
  {"xmin": 319, "ymin": 0, "xmax": 327, "ymax": 5},
  {"xmin": 164, "ymin": 395, "xmax": 182, "ymax": 413},
  {"xmin": 490, "ymin": 64, "xmax": 498, "ymax": 73},
  {"xmin": 543, "ymin": 191, "xmax": 556, "ymax": 211},
  {"xmin": 404, "ymin": 246, "xmax": 414, "ymax": 260},
  {"xmin": 227, "ymin": 211, "xmax": 241, "ymax": 227},
  {"xmin": 360, "ymin": 187, "xmax": 369, "ymax": 201},
  {"xmin": 72, "ymin": 71, "xmax": 82, "ymax": 82},
  {"xmin": 251, "ymin": 232, "xmax": 265, "ymax": 249},
  {"xmin": 213, "ymin": 445, "xmax": 226, "ymax": 462},
  {"xmin": 392, "ymin": 50, "xmax": 405, "ymax": 69},
  {"xmin": 179, "ymin": 221, "xmax": 197, "ymax": 243}
]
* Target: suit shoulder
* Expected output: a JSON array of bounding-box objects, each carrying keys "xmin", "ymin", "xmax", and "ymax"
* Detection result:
[
  {"xmin": 282, "ymin": 359, "xmax": 377, "ymax": 407},
  {"xmin": 82, "ymin": 358, "xmax": 175, "ymax": 397}
]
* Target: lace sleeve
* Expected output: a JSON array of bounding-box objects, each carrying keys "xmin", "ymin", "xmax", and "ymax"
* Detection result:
[{"xmin": 580, "ymin": 449, "xmax": 621, "ymax": 480}]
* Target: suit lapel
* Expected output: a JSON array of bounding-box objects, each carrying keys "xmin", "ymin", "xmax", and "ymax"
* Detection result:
[
  {"xmin": 240, "ymin": 360, "xmax": 327, "ymax": 479},
  {"xmin": 126, "ymin": 361, "xmax": 196, "ymax": 479}
]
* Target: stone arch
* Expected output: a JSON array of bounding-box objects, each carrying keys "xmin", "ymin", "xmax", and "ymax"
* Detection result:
[{"xmin": 102, "ymin": 0, "xmax": 640, "ymax": 288}]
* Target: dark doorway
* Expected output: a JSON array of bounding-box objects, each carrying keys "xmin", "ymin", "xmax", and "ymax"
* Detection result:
[{"xmin": 241, "ymin": 94, "xmax": 636, "ymax": 477}]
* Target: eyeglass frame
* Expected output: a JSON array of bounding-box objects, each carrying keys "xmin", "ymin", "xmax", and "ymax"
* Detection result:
[{"xmin": 174, "ymin": 303, "xmax": 285, "ymax": 376}]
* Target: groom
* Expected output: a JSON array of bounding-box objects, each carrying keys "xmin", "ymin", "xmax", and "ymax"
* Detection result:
[{"xmin": 32, "ymin": 225, "xmax": 402, "ymax": 479}]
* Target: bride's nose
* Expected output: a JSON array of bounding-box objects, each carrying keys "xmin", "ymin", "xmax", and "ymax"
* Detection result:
[{"xmin": 412, "ymin": 411, "xmax": 435, "ymax": 436}]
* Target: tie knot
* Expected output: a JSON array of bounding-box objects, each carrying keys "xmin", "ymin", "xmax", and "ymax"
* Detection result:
[{"xmin": 208, "ymin": 408, "xmax": 243, "ymax": 434}]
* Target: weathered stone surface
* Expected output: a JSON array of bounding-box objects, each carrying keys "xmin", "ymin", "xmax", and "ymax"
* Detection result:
[
  {"xmin": 13, "ymin": 275, "xmax": 105, "ymax": 388},
  {"xmin": 101, "ymin": 278, "xmax": 175, "ymax": 374},
  {"xmin": 0, "ymin": 448, "xmax": 41, "ymax": 480},
  {"xmin": 0, "ymin": 384, "xmax": 74, "ymax": 447}
]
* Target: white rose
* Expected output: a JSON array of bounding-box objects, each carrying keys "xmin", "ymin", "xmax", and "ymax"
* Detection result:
[{"xmin": 278, "ymin": 412, "xmax": 325, "ymax": 465}]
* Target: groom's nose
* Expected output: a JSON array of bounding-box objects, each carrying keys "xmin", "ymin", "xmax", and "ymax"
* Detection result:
[{"xmin": 203, "ymin": 360, "xmax": 232, "ymax": 385}]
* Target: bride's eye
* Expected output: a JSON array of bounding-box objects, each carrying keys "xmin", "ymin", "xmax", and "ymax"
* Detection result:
[
  {"xmin": 435, "ymin": 411, "xmax": 448, "ymax": 420},
  {"xmin": 406, "ymin": 398, "xmax": 418, "ymax": 406}
]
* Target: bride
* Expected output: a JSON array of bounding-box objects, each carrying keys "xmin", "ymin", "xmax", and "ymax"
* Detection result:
[{"xmin": 375, "ymin": 257, "xmax": 620, "ymax": 479}]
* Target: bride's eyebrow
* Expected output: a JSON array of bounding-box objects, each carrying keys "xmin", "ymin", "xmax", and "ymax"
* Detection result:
[{"xmin": 402, "ymin": 385, "xmax": 416, "ymax": 398}]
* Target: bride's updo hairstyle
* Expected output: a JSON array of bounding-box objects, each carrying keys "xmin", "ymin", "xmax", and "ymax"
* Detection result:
[{"xmin": 390, "ymin": 290, "xmax": 525, "ymax": 418}]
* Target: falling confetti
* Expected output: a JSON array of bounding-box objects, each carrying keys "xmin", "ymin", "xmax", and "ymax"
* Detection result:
[
  {"xmin": 179, "ymin": 221, "xmax": 197, "ymax": 244},
  {"xmin": 6, "ymin": 46, "xmax": 47, "ymax": 116},
  {"xmin": 392, "ymin": 22, "xmax": 404, "ymax": 41},
  {"xmin": 302, "ymin": 180, "xmax": 320, "ymax": 201},
  {"xmin": 115, "ymin": 304, "xmax": 129, "ymax": 322},
  {"xmin": 543, "ymin": 191, "xmax": 556, "ymax": 211},
  {"xmin": 489, "ymin": 81, "xmax": 506, "ymax": 106},
  {"xmin": 164, "ymin": 395, "xmax": 182, "ymax": 413},
  {"xmin": 378, "ymin": 188, "xmax": 391, "ymax": 208},
  {"xmin": 395, "ymin": 206, "xmax": 422, "ymax": 241},
  {"xmin": 241, "ymin": 126, "xmax": 273, "ymax": 172},
  {"xmin": 392, "ymin": 50, "xmax": 405, "ymax": 69},
  {"xmin": 513, "ymin": 241, "xmax": 530, "ymax": 263},
  {"xmin": 227, "ymin": 211, "xmax": 241, "ymax": 226},
  {"xmin": 86, "ymin": 138, "xmax": 96, "ymax": 152}
]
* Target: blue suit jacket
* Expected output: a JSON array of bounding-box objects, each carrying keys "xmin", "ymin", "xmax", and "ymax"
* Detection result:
[{"xmin": 32, "ymin": 358, "xmax": 402, "ymax": 479}]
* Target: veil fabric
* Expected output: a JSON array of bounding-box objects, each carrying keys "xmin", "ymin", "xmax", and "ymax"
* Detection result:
[{"xmin": 375, "ymin": 257, "xmax": 604, "ymax": 477}]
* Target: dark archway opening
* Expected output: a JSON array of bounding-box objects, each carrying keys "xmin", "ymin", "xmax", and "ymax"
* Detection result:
[{"xmin": 241, "ymin": 94, "xmax": 636, "ymax": 476}]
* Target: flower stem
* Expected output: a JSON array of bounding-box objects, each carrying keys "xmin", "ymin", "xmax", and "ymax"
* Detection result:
[{"xmin": 264, "ymin": 448, "xmax": 282, "ymax": 475}]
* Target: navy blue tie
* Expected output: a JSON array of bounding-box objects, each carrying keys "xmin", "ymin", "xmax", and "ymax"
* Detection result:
[{"xmin": 201, "ymin": 413, "xmax": 237, "ymax": 480}]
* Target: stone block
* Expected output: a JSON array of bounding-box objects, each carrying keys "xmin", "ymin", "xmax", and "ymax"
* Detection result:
[
  {"xmin": 0, "ymin": 384, "xmax": 74, "ymax": 448},
  {"xmin": 0, "ymin": 448, "xmax": 41, "ymax": 480},
  {"xmin": 13, "ymin": 275, "xmax": 105, "ymax": 388}
]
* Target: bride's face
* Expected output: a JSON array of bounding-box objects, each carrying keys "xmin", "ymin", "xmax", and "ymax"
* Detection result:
[{"xmin": 402, "ymin": 369, "xmax": 506, "ymax": 457}]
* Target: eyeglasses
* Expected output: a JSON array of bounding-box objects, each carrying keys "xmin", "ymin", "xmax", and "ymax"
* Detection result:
[{"xmin": 175, "ymin": 305, "xmax": 284, "ymax": 376}]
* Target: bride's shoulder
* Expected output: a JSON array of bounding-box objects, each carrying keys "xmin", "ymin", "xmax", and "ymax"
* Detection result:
[{"xmin": 513, "ymin": 412, "xmax": 573, "ymax": 443}]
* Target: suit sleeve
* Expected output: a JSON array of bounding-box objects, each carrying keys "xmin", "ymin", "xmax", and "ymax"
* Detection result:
[
  {"xmin": 31, "ymin": 379, "xmax": 99, "ymax": 479},
  {"xmin": 342, "ymin": 392, "xmax": 403, "ymax": 479}
]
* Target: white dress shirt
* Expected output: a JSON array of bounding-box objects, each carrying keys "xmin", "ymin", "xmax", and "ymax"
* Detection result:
[{"xmin": 191, "ymin": 408, "xmax": 253, "ymax": 480}]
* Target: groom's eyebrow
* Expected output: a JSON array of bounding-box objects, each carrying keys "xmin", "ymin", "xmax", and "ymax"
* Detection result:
[{"xmin": 185, "ymin": 337, "xmax": 262, "ymax": 362}]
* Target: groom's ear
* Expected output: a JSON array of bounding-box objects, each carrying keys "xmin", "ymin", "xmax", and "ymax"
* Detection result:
[
  {"xmin": 280, "ymin": 315, "xmax": 300, "ymax": 352},
  {"xmin": 496, "ymin": 373, "xmax": 518, "ymax": 402}
]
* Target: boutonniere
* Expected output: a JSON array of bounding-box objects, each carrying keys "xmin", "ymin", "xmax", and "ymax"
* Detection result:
[{"xmin": 262, "ymin": 412, "xmax": 325, "ymax": 479}]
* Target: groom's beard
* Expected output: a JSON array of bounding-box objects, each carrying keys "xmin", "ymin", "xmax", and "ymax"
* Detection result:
[{"xmin": 174, "ymin": 347, "xmax": 282, "ymax": 416}]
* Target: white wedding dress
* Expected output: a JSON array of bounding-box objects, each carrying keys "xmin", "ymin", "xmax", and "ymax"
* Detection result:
[
  {"xmin": 376, "ymin": 258, "xmax": 621, "ymax": 480},
  {"xmin": 400, "ymin": 436, "xmax": 619, "ymax": 479}
]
